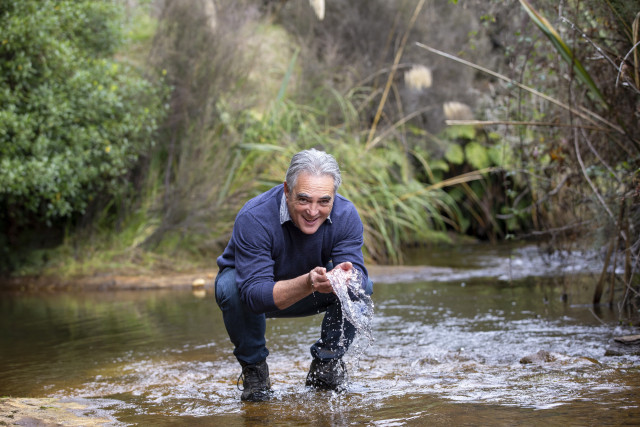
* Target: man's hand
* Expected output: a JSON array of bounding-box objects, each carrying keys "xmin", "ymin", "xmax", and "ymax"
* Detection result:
[
  {"xmin": 332, "ymin": 261, "xmax": 353, "ymax": 272},
  {"xmin": 309, "ymin": 266, "xmax": 331, "ymax": 293},
  {"xmin": 310, "ymin": 262, "xmax": 353, "ymax": 293},
  {"xmin": 274, "ymin": 262, "xmax": 355, "ymax": 309}
]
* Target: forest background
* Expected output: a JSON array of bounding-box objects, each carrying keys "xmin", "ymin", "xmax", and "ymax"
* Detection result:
[{"xmin": 1, "ymin": 0, "xmax": 638, "ymax": 312}]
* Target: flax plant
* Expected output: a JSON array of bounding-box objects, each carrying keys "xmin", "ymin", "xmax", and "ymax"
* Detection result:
[{"xmin": 229, "ymin": 89, "xmax": 466, "ymax": 264}]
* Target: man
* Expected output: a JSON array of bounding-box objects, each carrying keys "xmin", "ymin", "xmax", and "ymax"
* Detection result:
[{"xmin": 215, "ymin": 148, "xmax": 373, "ymax": 402}]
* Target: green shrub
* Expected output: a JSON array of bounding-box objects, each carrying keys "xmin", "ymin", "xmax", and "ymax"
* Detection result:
[{"xmin": 0, "ymin": 0, "xmax": 167, "ymax": 223}]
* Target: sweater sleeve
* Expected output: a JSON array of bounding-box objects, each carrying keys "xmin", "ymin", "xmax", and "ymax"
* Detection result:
[{"xmin": 233, "ymin": 211, "xmax": 278, "ymax": 314}]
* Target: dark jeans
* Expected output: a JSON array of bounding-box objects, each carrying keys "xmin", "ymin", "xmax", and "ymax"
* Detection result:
[{"xmin": 215, "ymin": 267, "xmax": 373, "ymax": 366}]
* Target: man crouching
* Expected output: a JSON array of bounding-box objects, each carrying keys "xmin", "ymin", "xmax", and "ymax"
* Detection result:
[{"xmin": 215, "ymin": 148, "xmax": 373, "ymax": 401}]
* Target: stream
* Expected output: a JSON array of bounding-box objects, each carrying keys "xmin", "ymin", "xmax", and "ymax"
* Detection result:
[{"xmin": 1, "ymin": 243, "xmax": 638, "ymax": 425}]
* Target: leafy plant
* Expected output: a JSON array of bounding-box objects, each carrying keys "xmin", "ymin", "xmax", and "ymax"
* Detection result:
[
  {"xmin": 519, "ymin": 0, "xmax": 607, "ymax": 105},
  {"xmin": 0, "ymin": 0, "xmax": 168, "ymax": 274},
  {"xmin": 222, "ymin": 90, "xmax": 477, "ymax": 264},
  {"xmin": 0, "ymin": 0, "xmax": 167, "ymax": 223}
]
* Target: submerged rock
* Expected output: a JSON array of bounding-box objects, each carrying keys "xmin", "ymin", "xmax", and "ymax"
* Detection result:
[
  {"xmin": 519, "ymin": 350, "xmax": 600, "ymax": 366},
  {"xmin": 605, "ymin": 335, "xmax": 640, "ymax": 356},
  {"xmin": 519, "ymin": 350, "xmax": 558, "ymax": 364},
  {"xmin": 0, "ymin": 397, "xmax": 115, "ymax": 426}
]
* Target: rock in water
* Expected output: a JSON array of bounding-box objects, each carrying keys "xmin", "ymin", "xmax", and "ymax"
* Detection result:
[
  {"xmin": 614, "ymin": 335, "xmax": 640, "ymax": 345},
  {"xmin": 605, "ymin": 335, "xmax": 640, "ymax": 356},
  {"xmin": 520, "ymin": 350, "xmax": 557, "ymax": 364}
]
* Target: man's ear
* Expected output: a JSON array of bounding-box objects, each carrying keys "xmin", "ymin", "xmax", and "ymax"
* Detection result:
[{"xmin": 283, "ymin": 181, "xmax": 289, "ymax": 198}]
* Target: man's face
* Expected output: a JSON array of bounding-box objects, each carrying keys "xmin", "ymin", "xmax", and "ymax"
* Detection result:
[{"xmin": 284, "ymin": 172, "xmax": 335, "ymax": 235}]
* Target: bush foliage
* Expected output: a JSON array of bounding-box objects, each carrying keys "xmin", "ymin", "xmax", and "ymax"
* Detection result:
[{"xmin": 0, "ymin": 0, "xmax": 167, "ymax": 227}]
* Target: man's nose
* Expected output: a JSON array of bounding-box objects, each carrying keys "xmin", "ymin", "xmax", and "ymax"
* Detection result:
[{"xmin": 307, "ymin": 203, "xmax": 319, "ymax": 216}]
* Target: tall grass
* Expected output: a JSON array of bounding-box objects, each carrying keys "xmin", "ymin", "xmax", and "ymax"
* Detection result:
[{"xmin": 220, "ymin": 87, "xmax": 474, "ymax": 264}]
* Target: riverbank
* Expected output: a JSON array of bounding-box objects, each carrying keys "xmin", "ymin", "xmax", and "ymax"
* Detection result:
[
  {"xmin": 0, "ymin": 264, "xmax": 452, "ymax": 293},
  {"xmin": 0, "ymin": 270, "xmax": 217, "ymax": 293}
]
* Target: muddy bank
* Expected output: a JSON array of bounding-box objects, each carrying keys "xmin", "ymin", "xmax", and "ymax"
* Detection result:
[{"xmin": 0, "ymin": 271, "xmax": 218, "ymax": 293}]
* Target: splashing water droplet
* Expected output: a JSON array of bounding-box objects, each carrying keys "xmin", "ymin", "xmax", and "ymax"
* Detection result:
[{"xmin": 326, "ymin": 267, "xmax": 374, "ymax": 348}]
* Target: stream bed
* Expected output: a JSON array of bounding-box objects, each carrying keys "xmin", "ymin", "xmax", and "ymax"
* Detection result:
[{"xmin": 1, "ymin": 243, "xmax": 639, "ymax": 425}]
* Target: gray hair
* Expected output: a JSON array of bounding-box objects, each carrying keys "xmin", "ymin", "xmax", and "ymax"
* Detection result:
[{"xmin": 285, "ymin": 149, "xmax": 342, "ymax": 194}]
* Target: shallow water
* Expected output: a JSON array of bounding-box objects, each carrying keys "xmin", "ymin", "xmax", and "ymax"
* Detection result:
[{"xmin": 1, "ymin": 244, "xmax": 639, "ymax": 425}]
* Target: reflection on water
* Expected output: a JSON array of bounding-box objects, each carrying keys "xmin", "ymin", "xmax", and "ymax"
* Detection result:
[{"xmin": 1, "ymin": 245, "xmax": 639, "ymax": 425}]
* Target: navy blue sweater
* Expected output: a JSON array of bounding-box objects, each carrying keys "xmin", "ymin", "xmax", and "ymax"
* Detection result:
[{"xmin": 217, "ymin": 184, "xmax": 368, "ymax": 314}]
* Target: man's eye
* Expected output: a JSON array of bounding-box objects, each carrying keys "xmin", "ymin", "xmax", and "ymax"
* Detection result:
[
  {"xmin": 298, "ymin": 199, "xmax": 310, "ymax": 205},
  {"xmin": 320, "ymin": 200, "xmax": 331, "ymax": 206}
]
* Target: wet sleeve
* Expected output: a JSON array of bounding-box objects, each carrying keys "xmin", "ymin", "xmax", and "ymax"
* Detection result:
[{"xmin": 233, "ymin": 212, "xmax": 278, "ymax": 314}]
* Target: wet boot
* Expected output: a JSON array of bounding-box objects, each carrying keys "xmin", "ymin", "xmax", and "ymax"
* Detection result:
[
  {"xmin": 238, "ymin": 360, "xmax": 272, "ymax": 402},
  {"xmin": 305, "ymin": 358, "xmax": 347, "ymax": 391}
]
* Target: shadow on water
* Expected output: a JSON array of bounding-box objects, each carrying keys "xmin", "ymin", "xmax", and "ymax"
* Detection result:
[{"xmin": 1, "ymin": 244, "xmax": 639, "ymax": 425}]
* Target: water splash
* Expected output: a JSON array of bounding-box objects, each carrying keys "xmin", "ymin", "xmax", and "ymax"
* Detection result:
[{"xmin": 326, "ymin": 267, "xmax": 374, "ymax": 347}]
